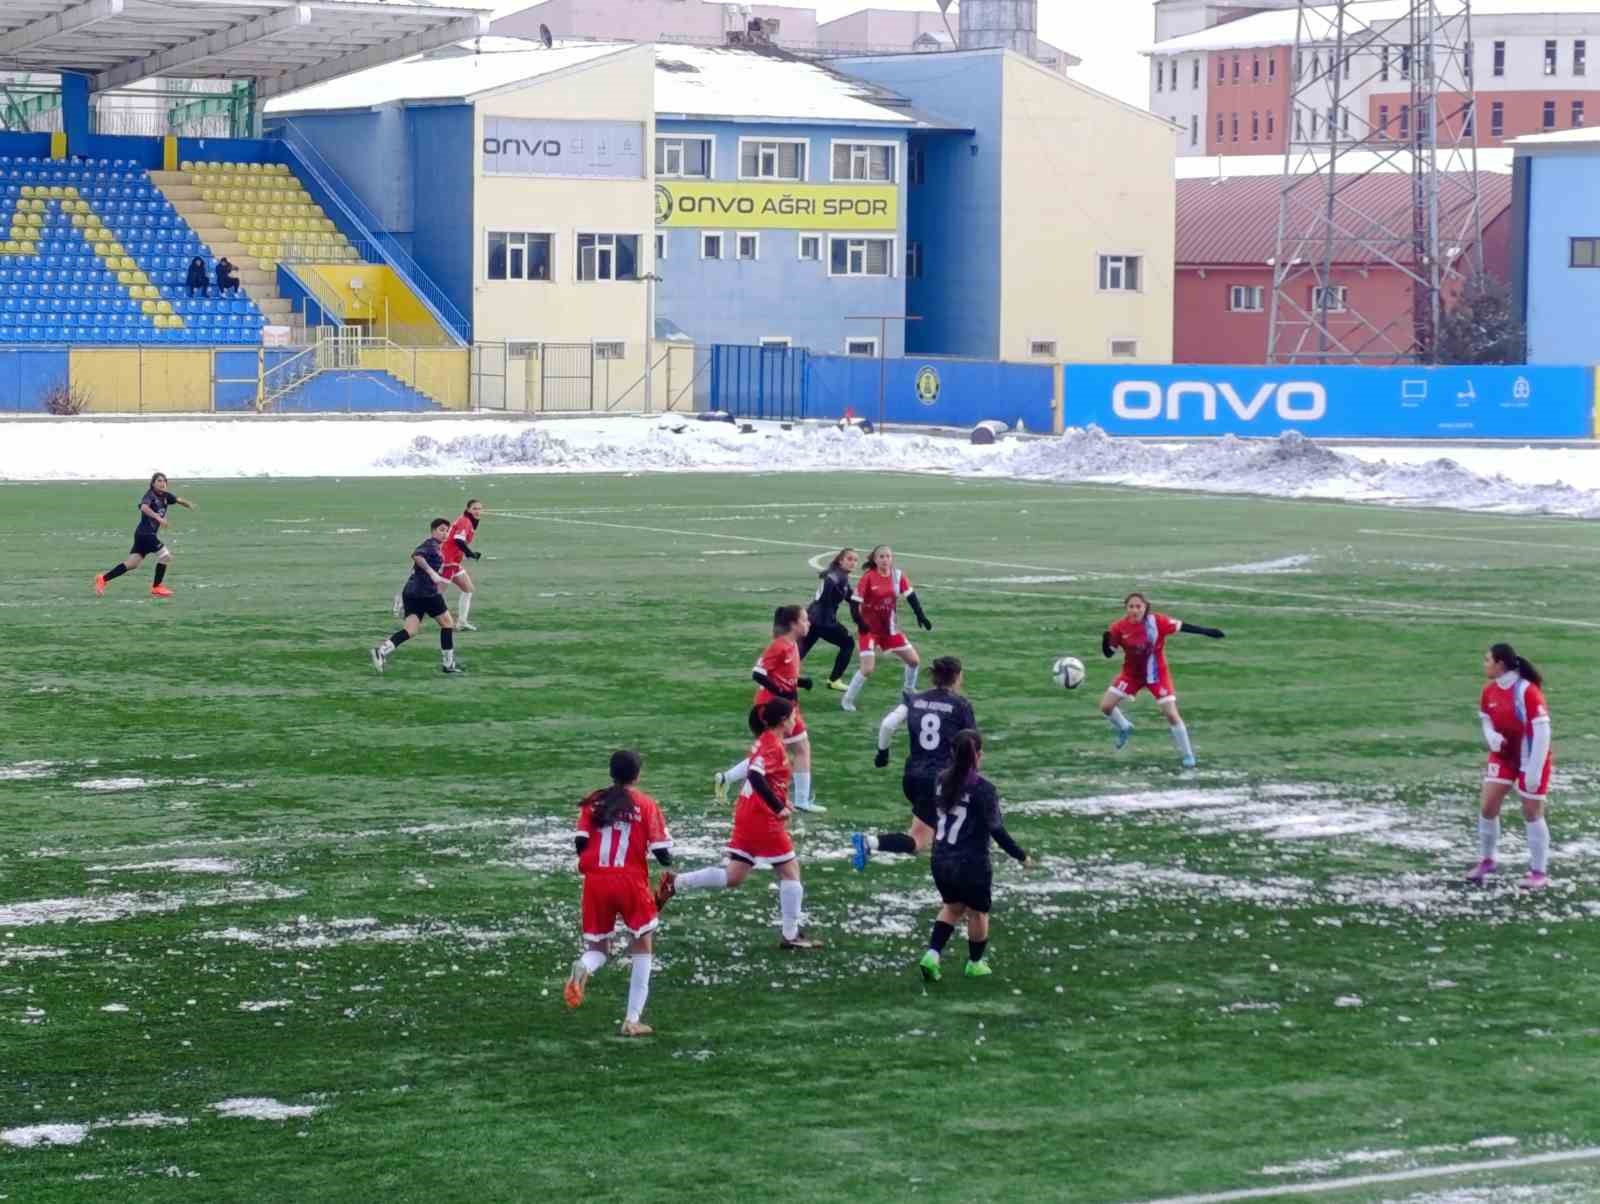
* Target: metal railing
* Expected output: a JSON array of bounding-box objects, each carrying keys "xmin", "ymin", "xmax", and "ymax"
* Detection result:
[
  {"xmin": 469, "ymin": 339, "xmax": 704, "ymax": 413},
  {"xmin": 270, "ymin": 119, "xmax": 471, "ymax": 345}
]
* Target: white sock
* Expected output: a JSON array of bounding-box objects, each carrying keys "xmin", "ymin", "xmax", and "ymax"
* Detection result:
[
  {"xmin": 442, "ymin": 646, "xmax": 456, "ymax": 668},
  {"xmin": 794, "ymin": 771, "xmax": 812, "ymax": 807},
  {"xmin": 675, "ymin": 867, "xmax": 729, "ymax": 891},
  {"xmin": 778, "ymin": 879, "xmax": 803, "ymax": 941},
  {"xmin": 866, "ymin": 834, "xmax": 880, "ymax": 851},
  {"xmin": 843, "ymin": 670, "xmax": 867, "ymax": 706},
  {"xmin": 378, "ymin": 638, "xmax": 395, "ymax": 655},
  {"xmin": 903, "ymin": 662, "xmax": 919, "ymax": 690},
  {"xmin": 579, "ymin": 949, "xmax": 607, "ymax": 975},
  {"xmin": 1106, "ymin": 706, "xmax": 1132, "ymax": 733},
  {"xmin": 626, "ymin": 954, "xmax": 652, "ymax": 1024},
  {"xmin": 457, "ymin": 591, "xmax": 472, "ymax": 624},
  {"xmin": 722, "ymin": 759, "xmax": 750, "ymax": 786},
  {"xmin": 1526, "ymin": 817, "xmax": 1550, "ymax": 873},
  {"xmin": 1478, "ymin": 815, "xmax": 1500, "ymax": 861},
  {"xmin": 1170, "ymin": 722, "xmax": 1194, "ymax": 760}
]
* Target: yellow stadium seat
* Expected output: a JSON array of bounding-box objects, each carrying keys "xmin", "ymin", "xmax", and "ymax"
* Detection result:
[
  {"xmin": 63, "ymin": 185, "xmax": 78, "ymax": 199},
  {"xmin": 140, "ymin": 300, "xmax": 156, "ymax": 315},
  {"xmin": 19, "ymin": 185, "xmax": 33, "ymax": 198},
  {"xmin": 156, "ymin": 300, "xmax": 173, "ymax": 316}
]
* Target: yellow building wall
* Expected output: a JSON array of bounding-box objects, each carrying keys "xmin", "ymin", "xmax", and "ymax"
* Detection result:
[
  {"xmin": 999, "ymin": 55, "xmax": 1177, "ymax": 365},
  {"xmin": 473, "ymin": 45, "xmax": 656, "ymax": 396},
  {"xmin": 70, "ymin": 348, "xmax": 212, "ymax": 412},
  {"xmin": 356, "ymin": 345, "xmax": 471, "ymax": 411},
  {"xmin": 300, "ymin": 264, "xmax": 452, "ymax": 346}
]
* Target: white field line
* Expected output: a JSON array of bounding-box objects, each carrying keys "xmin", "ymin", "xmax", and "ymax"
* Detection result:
[
  {"xmin": 498, "ymin": 512, "xmax": 1600, "ymax": 631},
  {"xmin": 1130, "ymin": 1145, "xmax": 1600, "ymax": 1204},
  {"xmin": 1358, "ymin": 528, "xmax": 1600, "ymax": 551}
]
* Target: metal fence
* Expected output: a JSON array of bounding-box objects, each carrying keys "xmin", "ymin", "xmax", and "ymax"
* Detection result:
[{"xmin": 470, "ymin": 340, "xmax": 706, "ymax": 413}]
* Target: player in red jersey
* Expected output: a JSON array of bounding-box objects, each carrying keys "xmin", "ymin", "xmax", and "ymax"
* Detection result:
[
  {"xmin": 840, "ymin": 545, "xmax": 932, "ymax": 713},
  {"xmin": 565, "ymin": 749, "xmax": 674, "ymax": 1036},
  {"xmin": 1468, "ymin": 643, "xmax": 1554, "ymax": 890},
  {"xmin": 1097, "ymin": 591, "xmax": 1224, "ymax": 768},
  {"xmin": 659, "ymin": 699, "xmax": 822, "ymax": 949},
  {"xmin": 714, "ymin": 606, "xmax": 824, "ymax": 812}
]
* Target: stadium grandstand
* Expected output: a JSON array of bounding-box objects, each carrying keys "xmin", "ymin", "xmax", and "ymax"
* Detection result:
[{"xmin": 0, "ymin": 0, "xmax": 488, "ymax": 409}]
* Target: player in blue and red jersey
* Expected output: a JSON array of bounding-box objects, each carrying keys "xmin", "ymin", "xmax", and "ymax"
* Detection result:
[
  {"xmin": 1097, "ymin": 591, "xmax": 1224, "ymax": 768},
  {"xmin": 1468, "ymin": 642, "xmax": 1554, "ymax": 890},
  {"xmin": 565, "ymin": 749, "xmax": 673, "ymax": 1036}
]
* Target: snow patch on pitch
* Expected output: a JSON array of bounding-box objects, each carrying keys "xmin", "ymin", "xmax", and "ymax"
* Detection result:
[
  {"xmin": 1174, "ymin": 553, "xmax": 1318, "ymax": 575},
  {"xmin": 210, "ymin": 1097, "xmax": 320, "ymax": 1121},
  {"xmin": 201, "ymin": 916, "xmax": 523, "ymax": 950},
  {"xmin": 85, "ymin": 858, "xmax": 242, "ymax": 875},
  {"xmin": 0, "ymin": 760, "xmax": 57, "ymax": 781},
  {"xmin": 1257, "ymin": 1135, "xmax": 1520, "ymax": 1177},
  {"xmin": 0, "ymin": 883, "xmax": 303, "ymax": 927},
  {"xmin": 1, "ymin": 1123, "xmax": 90, "ymax": 1148}
]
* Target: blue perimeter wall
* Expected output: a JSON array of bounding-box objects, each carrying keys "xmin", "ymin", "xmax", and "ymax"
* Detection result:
[
  {"xmin": 0, "ymin": 349, "xmax": 68, "ymax": 411},
  {"xmin": 809, "ymin": 354, "xmax": 1054, "ymax": 430},
  {"xmin": 1062, "ymin": 364, "xmax": 1594, "ymax": 439}
]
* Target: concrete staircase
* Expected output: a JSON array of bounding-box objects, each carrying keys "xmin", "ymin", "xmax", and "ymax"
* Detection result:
[{"xmin": 149, "ymin": 170, "xmax": 298, "ymax": 334}]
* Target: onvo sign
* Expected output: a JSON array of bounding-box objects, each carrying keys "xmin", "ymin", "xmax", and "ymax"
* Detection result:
[{"xmin": 1110, "ymin": 380, "xmax": 1327, "ymax": 422}]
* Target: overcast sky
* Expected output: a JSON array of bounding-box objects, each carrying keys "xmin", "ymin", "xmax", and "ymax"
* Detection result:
[{"xmin": 810, "ymin": 0, "xmax": 1157, "ymax": 109}]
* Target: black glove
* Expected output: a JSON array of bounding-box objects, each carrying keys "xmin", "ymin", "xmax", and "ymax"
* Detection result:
[
  {"xmin": 1101, "ymin": 630, "xmax": 1115, "ymax": 658},
  {"xmin": 797, "ymin": 676, "xmax": 813, "ymax": 691},
  {"xmin": 916, "ymin": 615, "xmax": 933, "ymax": 631},
  {"xmin": 468, "ymin": 549, "xmax": 482, "ymax": 561},
  {"xmin": 1183, "ymin": 623, "xmax": 1226, "ymax": 640},
  {"xmin": 874, "ymin": 748, "xmax": 890, "ymax": 769}
]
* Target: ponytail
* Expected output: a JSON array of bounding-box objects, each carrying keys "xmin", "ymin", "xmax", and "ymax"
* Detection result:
[
  {"xmin": 591, "ymin": 749, "xmax": 643, "ymax": 827},
  {"xmin": 1490, "ymin": 642, "xmax": 1543, "ymax": 687},
  {"xmin": 939, "ymin": 729, "xmax": 982, "ymax": 813}
]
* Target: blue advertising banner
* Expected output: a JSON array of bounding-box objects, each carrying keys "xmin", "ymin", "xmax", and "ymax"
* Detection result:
[{"xmin": 1063, "ymin": 364, "xmax": 1595, "ymax": 439}]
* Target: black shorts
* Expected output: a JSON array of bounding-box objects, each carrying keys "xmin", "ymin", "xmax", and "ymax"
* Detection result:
[
  {"xmin": 403, "ymin": 591, "xmax": 448, "ymax": 621},
  {"xmin": 903, "ymin": 770, "xmax": 939, "ymax": 828},
  {"xmin": 130, "ymin": 530, "xmax": 164, "ymax": 557},
  {"xmin": 932, "ymin": 859, "xmax": 992, "ymax": 914}
]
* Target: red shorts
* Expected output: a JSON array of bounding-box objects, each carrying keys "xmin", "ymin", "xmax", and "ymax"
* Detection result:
[
  {"xmin": 440, "ymin": 561, "xmax": 466, "ymax": 582},
  {"xmin": 752, "ymin": 699, "xmax": 807, "ymax": 743},
  {"xmin": 728, "ymin": 795, "xmax": 795, "ymax": 864},
  {"xmin": 858, "ymin": 630, "xmax": 910, "ymax": 655},
  {"xmin": 1110, "ymin": 669, "xmax": 1176, "ymax": 703},
  {"xmin": 580, "ymin": 872, "xmax": 659, "ymax": 941},
  {"xmin": 1485, "ymin": 751, "xmax": 1552, "ymax": 800}
]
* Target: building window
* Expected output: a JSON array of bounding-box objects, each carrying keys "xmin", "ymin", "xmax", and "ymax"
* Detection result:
[
  {"xmin": 739, "ymin": 138, "xmax": 806, "ymax": 181},
  {"xmin": 1231, "ymin": 112, "xmax": 1239, "ymax": 142},
  {"xmin": 759, "ymin": 336, "xmax": 792, "ymax": 348},
  {"xmin": 1268, "ymin": 55, "xmax": 1276, "ymax": 80},
  {"xmin": 908, "ymin": 145, "xmax": 925, "ymax": 186},
  {"xmin": 1251, "ymin": 111, "xmax": 1260, "ymax": 141},
  {"xmin": 1296, "ymin": 107, "xmax": 1304, "ymax": 140},
  {"xmin": 1577, "ymin": 40, "xmax": 1588, "ymax": 76},
  {"xmin": 1545, "ymin": 39, "xmax": 1558, "ymax": 76},
  {"xmin": 701, "ymin": 231, "xmax": 724, "ymax": 260},
  {"xmin": 1465, "ymin": 40, "xmax": 1473, "ymax": 79},
  {"xmin": 1463, "ymin": 100, "xmax": 1475, "ymax": 137},
  {"xmin": 832, "ymin": 142, "xmax": 896, "ymax": 183},
  {"xmin": 1379, "ymin": 104, "xmax": 1390, "ymax": 137},
  {"xmin": 1571, "ymin": 237, "xmax": 1600, "ymax": 267},
  {"xmin": 1343, "ymin": 52, "xmax": 1351, "ymax": 80},
  {"xmin": 1108, "ymin": 338, "xmax": 1139, "ymax": 358},
  {"xmin": 798, "ymin": 234, "xmax": 821, "ymax": 261},
  {"xmin": 1544, "ymin": 100, "xmax": 1557, "ymax": 129},
  {"xmin": 1190, "ymin": 115, "xmax": 1199, "ymax": 146},
  {"xmin": 1296, "ymin": 50, "xmax": 1305, "ymax": 80},
  {"xmin": 654, "ymin": 232, "xmax": 666, "ymax": 261},
  {"xmin": 1399, "ymin": 104, "xmax": 1410, "ymax": 137},
  {"xmin": 1312, "ymin": 109, "xmax": 1321, "ymax": 136},
  {"xmin": 1231, "ymin": 54, "xmax": 1240, "ymax": 81},
  {"xmin": 1341, "ymin": 105, "xmax": 1350, "ymax": 136},
  {"xmin": 654, "ymin": 136, "xmax": 712, "ymax": 178},
  {"xmin": 1252, "ymin": 55, "xmax": 1261, "ymax": 81},
  {"xmin": 593, "ymin": 341, "xmax": 625, "ymax": 360},
  {"xmin": 1399, "ymin": 46, "xmax": 1411, "ymax": 80},
  {"xmin": 1217, "ymin": 55, "xmax": 1225, "ymax": 83},
  {"xmin": 577, "ymin": 233, "xmax": 638, "ymax": 281},
  {"xmin": 1493, "ymin": 40, "xmax": 1505, "ymax": 76},
  {"xmin": 486, "ymin": 231, "xmax": 552, "ymax": 281},
  {"xmin": 1098, "ymin": 254, "xmax": 1141, "ymax": 292},
  {"xmin": 1229, "ymin": 285, "xmax": 1265, "ymax": 312},
  {"xmin": 1575, "ymin": 99, "xmax": 1587, "ymax": 127},
  {"xmin": 1029, "ymin": 339, "xmax": 1058, "ymax": 357},
  {"xmin": 1193, "ymin": 57, "xmax": 1201, "ymax": 89},
  {"xmin": 1491, "ymin": 100, "xmax": 1505, "ymax": 137},
  {"xmin": 845, "ymin": 337, "xmax": 878, "ymax": 356},
  {"xmin": 737, "ymin": 232, "xmax": 759, "ymax": 260},
  {"xmin": 829, "ymin": 236, "xmax": 894, "ymax": 277},
  {"xmin": 1380, "ymin": 47, "xmax": 1389, "ymax": 81},
  {"xmin": 1266, "ymin": 111, "xmax": 1276, "ymax": 138},
  {"xmin": 1310, "ymin": 285, "xmax": 1347, "ymax": 312},
  {"xmin": 1216, "ymin": 113, "xmax": 1224, "ymax": 143},
  {"xmin": 1170, "ymin": 60, "xmax": 1178, "ymax": 90},
  {"xmin": 1155, "ymin": 61, "xmax": 1164, "ymax": 92},
  {"xmin": 906, "ymin": 240, "xmax": 922, "ymax": 279}
]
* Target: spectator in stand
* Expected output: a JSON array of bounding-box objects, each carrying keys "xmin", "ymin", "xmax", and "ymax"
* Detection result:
[
  {"xmin": 185, "ymin": 256, "xmax": 209, "ymax": 298},
  {"xmin": 216, "ymin": 257, "xmax": 239, "ymax": 296}
]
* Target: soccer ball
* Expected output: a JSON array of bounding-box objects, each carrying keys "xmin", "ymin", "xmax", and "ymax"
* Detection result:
[{"xmin": 1052, "ymin": 655, "xmax": 1085, "ymax": 691}]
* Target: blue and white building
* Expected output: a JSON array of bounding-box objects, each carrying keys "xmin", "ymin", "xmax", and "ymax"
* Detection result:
[{"xmin": 1510, "ymin": 127, "xmax": 1600, "ymax": 364}]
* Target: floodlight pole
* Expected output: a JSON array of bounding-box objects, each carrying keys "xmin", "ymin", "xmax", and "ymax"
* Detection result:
[{"xmin": 845, "ymin": 313, "xmax": 919, "ymax": 434}]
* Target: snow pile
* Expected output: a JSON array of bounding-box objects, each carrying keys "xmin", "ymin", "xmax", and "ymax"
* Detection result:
[{"xmin": 2, "ymin": 414, "xmax": 1598, "ymax": 516}]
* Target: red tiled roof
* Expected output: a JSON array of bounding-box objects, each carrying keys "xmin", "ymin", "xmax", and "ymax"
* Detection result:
[{"xmin": 1177, "ymin": 171, "xmax": 1514, "ymax": 266}]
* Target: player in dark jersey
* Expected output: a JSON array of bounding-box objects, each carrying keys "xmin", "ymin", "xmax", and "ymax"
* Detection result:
[
  {"xmin": 799, "ymin": 547, "xmax": 858, "ymax": 691},
  {"xmin": 917, "ymin": 728, "xmax": 1028, "ymax": 982},
  {"xmin": 851, "ymin": 656, "xmax": 974, "ymax": 870},
  {"xmin": 95, "ymin": 472, "xmax": 195, "ymax": 598},
  {"xmin": 370, "ymin": 518, "xmax": 464, "ymax": 675}
]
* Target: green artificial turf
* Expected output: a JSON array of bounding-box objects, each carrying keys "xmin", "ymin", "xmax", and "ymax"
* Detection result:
[{"xmin": 5, "ymin": 473, "xmax": 1600, "ymax": 1204}]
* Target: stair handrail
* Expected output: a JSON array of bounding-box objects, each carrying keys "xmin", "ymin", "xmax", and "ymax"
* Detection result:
[
  {"xmin": 269, "ymin": 119, "xmax": 471, "ymax": 345},
  {"xmin": 258, "ymin": 342, "xmax": 321, "ymax": 412},
  {"xmin": 278, "ymin": 261, "xmax": 352, "ymax": 331}
]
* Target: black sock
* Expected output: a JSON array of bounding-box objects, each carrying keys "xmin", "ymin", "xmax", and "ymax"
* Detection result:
[
  {"xmin": 878, "ymin": 832, "xmax": 917, "ymax": 855},
  {"xmin": 153, "ymin": 563, "xmax": 168, "ymax": 586},
  {"xmin": 104, "ymin": 563, "xmax": 128, "ymax": 582},
  {"xmin": 441, "ymin": 628, "xmax": 454, "ymax": 651},
  {"xmin": 929, "ymin": 920, "xmax": 955, "ymax": 953},
  {"xmin": 831, "ymin": 642, "xmax": 852, "ymax": 682},
  {"xmin": 968, "ymin": 939, "xmax": 988, "ymax": 964},
  {"xmin": 389, "ymin": 629, "xmax": 411, "ymax": 648}
]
